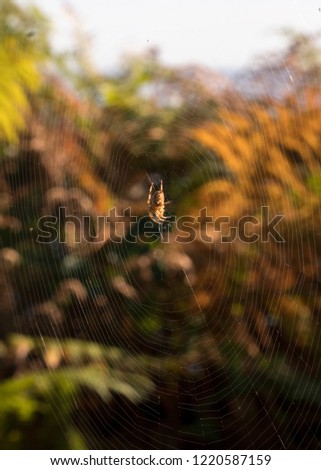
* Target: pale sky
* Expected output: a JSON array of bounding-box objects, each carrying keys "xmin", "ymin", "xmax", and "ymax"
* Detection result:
[{"xmin": 20, "ymin": 0, "xmax": 321, "ymax": 71}]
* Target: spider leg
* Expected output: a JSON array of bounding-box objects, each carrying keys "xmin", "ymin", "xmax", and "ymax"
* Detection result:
[
  {"xmin": 147, "ymin": 182, "xmax": 154, "ymax": 205},
  {"xmin": 159, "ymin": 215, "xmax": 171, "ymax": 222},
  {"xmin": 149, "ymin": 213, "xmax": 160, "ymax": 224}
]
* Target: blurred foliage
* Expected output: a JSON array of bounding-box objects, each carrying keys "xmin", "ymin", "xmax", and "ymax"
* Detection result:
[
  {"xmin": 0, "ymin": 0, "xmax": 50, "ymax": 143},
  {"xmin": 1, "ymin": 0, "xmax": 321, "ymax": 450},
  {"xmin": 0, "ymin": 336, "xmax": 154, "ymax": 449}
]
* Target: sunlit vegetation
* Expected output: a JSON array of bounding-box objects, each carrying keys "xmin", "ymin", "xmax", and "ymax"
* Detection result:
[{"xmin": 1, "ymin": 0, "xmax": 321, "ymax": 449}]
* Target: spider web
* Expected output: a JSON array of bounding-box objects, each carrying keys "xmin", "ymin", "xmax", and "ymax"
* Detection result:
[{"xmin": 3, "ymin": 1, "xmax": 321, "ymax": 452}]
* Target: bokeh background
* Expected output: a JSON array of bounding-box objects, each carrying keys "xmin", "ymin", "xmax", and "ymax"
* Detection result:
[{"xmin": 1, "ymin": 0, "xmax": 321, "ymax": 449}]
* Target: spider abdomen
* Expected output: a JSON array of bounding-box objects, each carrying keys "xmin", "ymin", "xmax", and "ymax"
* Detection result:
[{"xmin": 147, "ymin": 179, "xmax": 170, "ymax": 224}]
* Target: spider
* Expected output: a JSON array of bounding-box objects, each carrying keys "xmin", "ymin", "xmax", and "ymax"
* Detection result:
[{"xmin": 147, "ymin": 179, "xmax": 171, "ymax": 224}]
